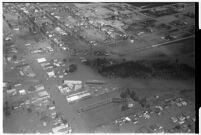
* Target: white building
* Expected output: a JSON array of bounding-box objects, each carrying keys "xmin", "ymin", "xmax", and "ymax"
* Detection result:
[
  {"xmin": 38, "ymin": 90, "xmax": 49, "ymax": 97},
  {"xmin": 63, "ymin": 80, "xmax": 83, "ymax": 91},
  {"xmin": 19, "ymin": 89, "xmax": 26, "ymax": 95},
  {"xmin": 7, "ymin": 89, "xmax": 17, "ymax": 95},
  {"xmin": 35, "ymin": 84, "xmax": 45, "ymax": 91},
  {"xmin": 37, "ymin": 58, "xmax": 47, "ymax": 63},
  {"xmin": 47, "ymin": 71, "xmax": 56, "ymax": 78},
  {"xmin": 66, "ymin": 91, "xmax": 91, "ymax": 103},
  {"xmin": 58, "ymin": 85, "xmax": 71, "ymax": 94}
]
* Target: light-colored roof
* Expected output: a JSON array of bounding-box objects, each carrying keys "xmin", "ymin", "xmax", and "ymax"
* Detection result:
[
  {"xmin": 38, "ymin": 90, "xmax": 49, "ymax": 97},
  {"xmin": 64, "ymin": 80, "xmax": 82, "ymax": 84},
  {"xmin": 7, "ymin": 89, "xmax": 16, "ymax": 93},
  {"xmin": 66, "ymin": 92, "xmax": 91, "ymax": 103},
  {"xmin": 37, "ymin": 58, "xmax": 47, "ymax": 63},
  {"xmin": 47, "ymin": 71, "xmax": 55, "ymax": 77},
  {"xmin": 19, "ymin": 89, "xmax": 26, "ymax": 95}
]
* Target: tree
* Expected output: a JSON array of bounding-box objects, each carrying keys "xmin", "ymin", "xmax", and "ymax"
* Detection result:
[
  {"xmin": 12, "ymin": 55, "xmax": 17, "ymax": 61},
  {"xmin": 173, "ymin": 125, "xmax": 181, "ymax": 130},
  {"xmin": 55, "ymin": 112, "xmax": 62, "ymax": 119},
  {"xmin": 175, "ymin": 59, "xmax": 179, "ymax": 64},
  {"xmin": 28, "ymin": 86, "xmax": 35, "ymax": 92},
  {"xmin": 8, "ymin": 23, "xmax": 12, "ymax": 28},
  {"xmin": 27, "ymin": 108, "xmax": 32, "ymax": 113},
  {"xmin": 63, "ymin": 58, "xmax": 67, "ymax": 63},
  {"xmin": 61, "ymin": 118, "xmax": 68, "ymax": 124},
  {"xmin": 121, "ymin": 105, "xmax": 128, "ymax": 112},
  {"xmin": 120, "ymin": 91, "xmax": 127, "ymax": 99},
  {"xmin": 129, "ymin": 90, "xmax": 139, "ymax": 101},
  {"xmin": 7, "ymin": 84, "xmax": 12, "ymax": 90},
  {"xmin": 187, "ymin": 124, "xmax": 192, "ymax": 130},
  {"xmin": 4, "ymin": 102, "xmax": 11, "ymax": 117},
  {"xmin": 125, "ymin": 88, "xmax": 130, "ymax": 96},
  {"xmin": 139, "ymin": 97, "xmax": 147, "ymax": 108},
  {"xmin": 5, "ymin": 101, "xmax": 9, "ymax": 106},
  {"xmin": 4, "ymin": 108, "xmax": 11, "ymax": 117},
  {"xmin": 40, "ymin": 115, "xmax": 49, "ymax": 122},
  {"xmin": 69, "ymin": 64, "xmax": 77, "ymax": 73},
  {"xmin": 130, "ymin": 90, "xmax": 136, "ymax": 98},
  {"xmin": 133, "ymin": 96, "xmax": 139, "ymax": 102}
]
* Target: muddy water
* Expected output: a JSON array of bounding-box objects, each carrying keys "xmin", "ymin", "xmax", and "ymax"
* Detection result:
[{"xmin": 4, "ymin": 22, "xmax": 195, "ymax": 133}]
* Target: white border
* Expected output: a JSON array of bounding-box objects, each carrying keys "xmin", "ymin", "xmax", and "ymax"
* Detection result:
[
  {"xmin": 0, "ymin": 0, "xmax": 199, "ymax": 135},
  {"xmin": 0, "ymin": 1, "xmax": 3, "ymax": 134}
]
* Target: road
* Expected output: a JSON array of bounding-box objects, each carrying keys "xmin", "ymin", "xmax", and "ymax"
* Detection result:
[
  {"xmin": 33, "ymin": 4, "xmax": 79, "ymax": 40},
  {"xmin": 11, "ymin": 4, "xmax": 91, "ymax": 132}
]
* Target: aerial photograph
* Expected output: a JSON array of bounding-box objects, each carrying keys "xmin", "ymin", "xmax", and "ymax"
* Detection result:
[{"xmin": 3, "ymin": 2, "xmax": 196, "ymax": 133}]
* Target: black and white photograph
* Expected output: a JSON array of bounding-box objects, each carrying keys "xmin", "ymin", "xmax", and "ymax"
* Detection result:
[{"xmin": 2, "ymin": 1, "xmax": 197, "ymax": 133}]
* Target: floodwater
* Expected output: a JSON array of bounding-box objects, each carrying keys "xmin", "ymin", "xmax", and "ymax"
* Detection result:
[{"xmin": 3, "ymin": 22, "xmax": 195, "ymax": 133}]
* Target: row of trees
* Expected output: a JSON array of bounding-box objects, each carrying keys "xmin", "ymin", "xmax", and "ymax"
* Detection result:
[
  {"xmin": 85, "ymin": 58, "xmax": 195, "ymax": 80},
  {"xmin": 4, "ymin": 100, "xmax": 36, "ymax": 117}
]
